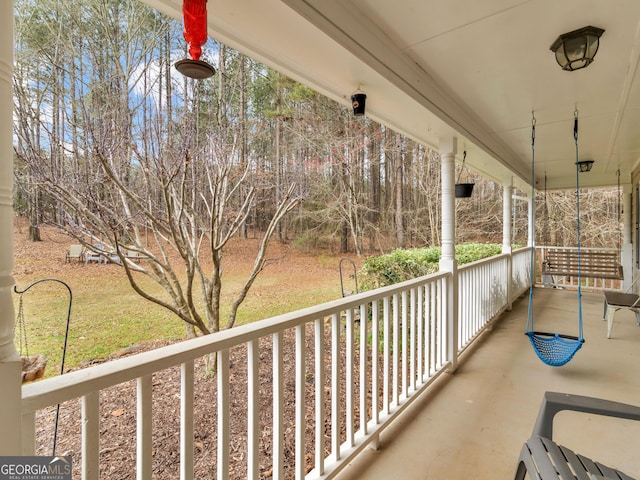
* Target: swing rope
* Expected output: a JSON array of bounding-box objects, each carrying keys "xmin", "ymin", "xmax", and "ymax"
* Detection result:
[
  {"xmin": 574, "ymin": 108, "xmax": 585, "ymax": 341},
  {"xmin": 526, "ymin": 113, "xmax": 536, "ymax": 334},
  {"xmin": 525, "ymin": 110, "xmax": 584, "ymax": 367},
  {"xmin": 616, "ymin": 168, "xmax": 622, "ymax": 257}
]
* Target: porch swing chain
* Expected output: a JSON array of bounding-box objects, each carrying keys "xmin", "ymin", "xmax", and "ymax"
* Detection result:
[
  {"xmin": 526, "ymin": 112, "xmax": 536, "ymax": 334},
  {"xmin": 525, "ymin": 110, "xmax": 585, "ymax": 367},
  {"xmin": 543, "ymin": 174, "xmax": 549, "ymax": 249},
  {"xmin": 456, "ymin": 149, "xmax": 468, "ymax": 184},
  {"xmin": 617, "ymin": 168, "xmax": 622, "ymax": 253},
  {"xmin": 574, "ymin": 107, "xmax": 584, "ymax": 340}
]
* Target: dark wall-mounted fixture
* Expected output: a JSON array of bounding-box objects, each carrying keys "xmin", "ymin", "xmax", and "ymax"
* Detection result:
[
  {"xmin": 576, "ymin": 160, "xmax": 594, "ymax": 172},
  {"xmin": 550, "ymin": 26, "xmax": 604, "ymax": 71},
  {"xmin": 351, "ymin": 91, "xmax": 367, "ymax": 116},
  {"xmin": 175, "ymin": 0, "xmax": 216, "ymax": 79}
]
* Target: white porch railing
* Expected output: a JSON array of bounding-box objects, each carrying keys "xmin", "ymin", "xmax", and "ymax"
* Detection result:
[
  {"xmin": 21, "ymin": 248, "xmax": 532, "ymax": 479},
  {"xmin": 512, "ymin": 247, "xmax": 532, "ymax": 297},
  {"xmin": 457, "ymin": 247, "xmax": 531, "ymax": 351}
]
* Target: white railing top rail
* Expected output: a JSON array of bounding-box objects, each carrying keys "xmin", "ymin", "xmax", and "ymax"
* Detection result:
[
  {"xmin": 458, "ymin": 252, "xmax": 509, "ymax": 272},
  {"xmin": 22, "ymin": 270, "xmax": 451, "ymax": 413},
  {"xmin": 458, "ymin": 246, "xmax": 530, "ymax": 272}
]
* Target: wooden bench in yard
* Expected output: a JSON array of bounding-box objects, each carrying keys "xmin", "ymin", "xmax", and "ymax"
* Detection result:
[
  {"xmin": 542, "ymin": 249, "xmax": 623, "ymax": 280},
  {"xmin": 122, "ymin": 247, "xmax": 144, "ymax": 263}
]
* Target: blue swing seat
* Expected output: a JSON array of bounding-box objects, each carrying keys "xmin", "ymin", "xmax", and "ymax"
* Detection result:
[
  {"xmin": 526, "ymin": 331, "xmax": 584, "ymax": 367},
  {"xmin": 525, "ymin": 113, "xmax": 586, "ymax": 368}
]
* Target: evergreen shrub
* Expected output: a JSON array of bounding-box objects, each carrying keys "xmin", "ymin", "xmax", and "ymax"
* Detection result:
[{"xmin": 360, "ymin": 243, "xmax": 504, "ymax": 289}]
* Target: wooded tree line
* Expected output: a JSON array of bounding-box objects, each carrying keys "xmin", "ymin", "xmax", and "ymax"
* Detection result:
[
  {"xmin": 12, "ymin": 0, "xmax": 621, "ymax": 255},
  {"xmin": 11, "ymin": 0, "xmax": 621, "ymax": 335}
]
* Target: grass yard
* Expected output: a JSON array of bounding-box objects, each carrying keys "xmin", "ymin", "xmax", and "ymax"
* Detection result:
[{"xmin": 12, "ymin": 220, "xmax": 348, "ymax": 378}]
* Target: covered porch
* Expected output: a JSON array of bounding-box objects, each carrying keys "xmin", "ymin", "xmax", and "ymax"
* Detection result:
[
  {"xmin": 14, "ymin": 247, "xmax": 640, "ymax": 479},
  {"xmin": 3, "ymin": 0, "xmax": 640, "ymax": 478},
  {"xmin": 335, "ymin": 286, "xmax": 640, "ymax": 479},
  {"xmin": 13, "ymin": 251, "xmax": 640, "ymax": 479}
]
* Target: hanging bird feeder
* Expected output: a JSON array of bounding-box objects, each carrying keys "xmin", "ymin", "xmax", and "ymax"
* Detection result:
[
  {"xmin": 351, "ymin": 91, "xmax": 367, "ymax": 116},
  {"xmin": 175, "ymin": 0, "xmax": 216, "ymax": 79}
]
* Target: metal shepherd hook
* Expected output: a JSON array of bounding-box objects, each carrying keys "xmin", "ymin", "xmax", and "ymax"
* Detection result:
[{"xmin": 14, "ymin": 278, "xmax": 73, "ymax": 457}]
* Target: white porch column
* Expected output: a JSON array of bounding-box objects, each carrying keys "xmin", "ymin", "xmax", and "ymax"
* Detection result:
[
  {"xmin": 502, "ymin": 181, "xmax": 513, "ymax": 253},
  {"xmin": 502, "ymin": 181, "xmax": 513, "ymax": 311},
  {"xmin": 440, "ymin": 137, "xmax": 457, "ymax": 264},
  {"xmin": 0, "ymin": 0, "xmax": 21, "ymax": 456},
  {"xmin": 439, "ymin": 136, "xmax": 458, "ymax": 373},
  {"xmin": 622, "ymin": 183, "xmax": 633, "ymax": 291}
]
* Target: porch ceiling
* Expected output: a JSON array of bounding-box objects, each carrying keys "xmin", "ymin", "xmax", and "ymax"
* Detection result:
[{"xmin": 147, "ymin": 0, "xmax": 640, "ymax": 192}]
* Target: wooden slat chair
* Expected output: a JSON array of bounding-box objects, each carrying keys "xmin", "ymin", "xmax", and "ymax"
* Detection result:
[{"xmin": 515, "ymin": 392, "xmax": 640, "ymax": 480}]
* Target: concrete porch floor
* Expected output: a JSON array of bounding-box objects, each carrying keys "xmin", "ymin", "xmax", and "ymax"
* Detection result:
[{"xmin": 334, "ymin": 287, "xmax": 640, "ymax": 479}]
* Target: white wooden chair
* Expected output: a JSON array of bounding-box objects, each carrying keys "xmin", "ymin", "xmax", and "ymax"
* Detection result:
[
  {"xmin": 84, "ymin": 243, "xmax": 107, "ymax": 265},
  {"xmin": 65, "ymin": 244, "xmax": 84, "ymax": 263}
]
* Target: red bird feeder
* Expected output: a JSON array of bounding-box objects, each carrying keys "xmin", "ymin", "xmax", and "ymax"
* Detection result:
[{"xmin": 175, "ymin": 0, "xmax": 215, "ymax": 79}]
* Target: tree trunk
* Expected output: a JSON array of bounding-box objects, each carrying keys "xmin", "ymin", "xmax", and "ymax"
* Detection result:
[
  {"xmin": 369, "ymin": 122, "xmax": 381, "ymax": 251},
  {"xmin": 239, "ymin": 54, "xmax": 249, "ymax": 239},
  {"xmin": 341, "ymin": 221, "xmax": 349, "ymax": 253},
  {"xmin": 275, "ymin": 81, "xmax": 283, "ymax": 242}
]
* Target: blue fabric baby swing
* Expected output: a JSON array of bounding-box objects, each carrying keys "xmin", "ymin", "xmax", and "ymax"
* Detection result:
[{"xmin": 525, "ymin": 110, "xmax": 585, "ymax": 367}]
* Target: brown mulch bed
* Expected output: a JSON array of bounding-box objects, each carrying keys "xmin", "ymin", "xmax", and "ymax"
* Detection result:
[{"xmin": 33, "ymin": 325, "xmax": 374, "ymax": 479}]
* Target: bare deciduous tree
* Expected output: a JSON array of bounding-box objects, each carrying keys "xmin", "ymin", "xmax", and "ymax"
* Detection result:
[{"xmin": 13, "ymin": 0, "xmax": 301, "ymax": 338}]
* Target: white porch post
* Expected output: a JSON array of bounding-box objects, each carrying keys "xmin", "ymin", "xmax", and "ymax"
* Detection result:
[
  {"xmin": 439, "ymin": 136, "xmax": 458, "ymax": 373},
  {"xmin": 0, "ymin": 0, "xmax": 21, "ymax": 455},
  {"xmin": 622, "ymin": 183, "xmax": 632, "ymax": 291},
  {"xmin": 502, "ymin": 181, "xmax": 513, "ymax": 310},
  {"xmin": 502, "ymin": 181, "xmax": 513, "ymax": 253}
]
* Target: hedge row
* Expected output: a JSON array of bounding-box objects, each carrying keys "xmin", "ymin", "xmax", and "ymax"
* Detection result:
[{"xmin": 360, "ymin": 243, "xmax": 505, "ymax": 289}]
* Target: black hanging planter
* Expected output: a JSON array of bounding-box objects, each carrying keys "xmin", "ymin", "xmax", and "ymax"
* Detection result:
[
  {"xmin": 455, "ymin": 150, "xmax": 475, "ymax": 198},
  {"xmin": 455, "ymin": 183, "xmax": 475, "ymax": 198}
]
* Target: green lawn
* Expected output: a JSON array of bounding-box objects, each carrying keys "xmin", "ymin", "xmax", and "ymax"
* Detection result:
[{"xmin": 13, "ymin": 261, "xmax": 343, "ymax": 379}]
